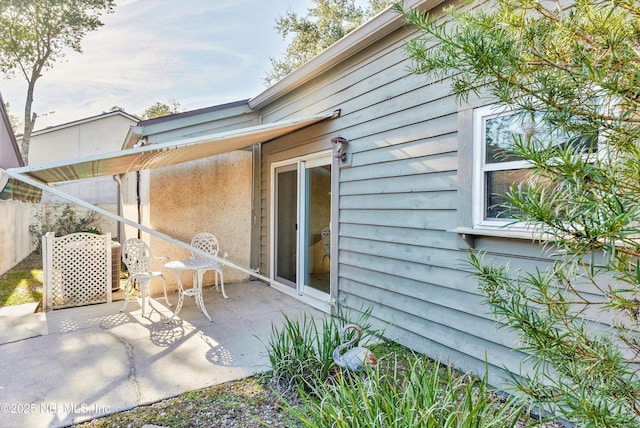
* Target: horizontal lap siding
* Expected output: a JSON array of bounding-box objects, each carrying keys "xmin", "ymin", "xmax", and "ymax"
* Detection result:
[{"xmin": 259, "ymin": 21, "xmax": 546, "ymax": 384}]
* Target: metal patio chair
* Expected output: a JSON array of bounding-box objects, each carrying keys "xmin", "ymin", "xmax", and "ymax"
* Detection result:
[
  {"xmin": 120, "ymin": 238, "xmax": 171, "ymax": 315},
  {"xmin": 190, "ymin": 232, "xmax": 228, "ymax": 299}
]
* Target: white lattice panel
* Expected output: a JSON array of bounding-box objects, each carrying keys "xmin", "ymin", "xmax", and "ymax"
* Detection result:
[{"xmin": 43, "ymin": 232, "xmax": 112, "ymax": 311}]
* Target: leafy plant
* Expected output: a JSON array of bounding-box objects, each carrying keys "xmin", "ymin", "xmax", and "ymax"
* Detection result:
[
  {"xmin": 29, "ymin": 203, "xmax": 103, "ymax": 251},
  {"xmin": 264, "ymin": 309, "xmax": 374, "ymax": 392},
  {"xmin": 264, "ymin": 310, "xmax": 530, "ymax": 427},
  {"xmin": 286, "ymin": 358, "xmax": 526, "ymax": 427}
]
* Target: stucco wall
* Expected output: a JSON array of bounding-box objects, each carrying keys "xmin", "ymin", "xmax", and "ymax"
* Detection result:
[
  {"xmin": 0, "ymin": 201, "xmax": 37, "ymax": 275},
  {"xmin": 149, "ymin": 150, "xmax": 253, "ymax": 292}
]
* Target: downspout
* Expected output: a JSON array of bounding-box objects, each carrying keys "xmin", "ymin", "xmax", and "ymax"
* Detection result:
[
  {"xmin": 136, "ymin": 171, "xmax": 141, "ymax": 239},
  {"xmin": 131, "ymin": 134, "xmax": 146, "ymax": 240},
  {"xmin": 112, "ymin": 174, "xmax": 122, "ymax": 242},
  {"xmin": 250, "ymin": 143, "xmax": 261, "ymax": 273}
]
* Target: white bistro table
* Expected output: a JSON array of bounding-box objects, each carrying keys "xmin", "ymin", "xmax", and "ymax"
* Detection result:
[{"xmin": 164, "ymin": 258, "xmax": 225, "ymax": 322}]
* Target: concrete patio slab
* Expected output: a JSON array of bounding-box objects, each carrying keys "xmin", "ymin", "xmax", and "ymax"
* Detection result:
[{"xmin": 0, "ymin": 281, "xmax": 324, "ymax": 428}]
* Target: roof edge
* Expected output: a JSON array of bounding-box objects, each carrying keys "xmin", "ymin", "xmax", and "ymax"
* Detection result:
[
  {"xmin": 31, "ymin": 109, "xmax": 139, "ymax": 136},
  {"xmin": 249, "ymin": 0, "xmax": 443, "ymax": 110},
  {"xmin": 0, "ymin": 91, "xmax": 24, "ymax": 167},
  {"xmin": 138, "ymin": 99, "xmax": 250, "ymax": 126}
]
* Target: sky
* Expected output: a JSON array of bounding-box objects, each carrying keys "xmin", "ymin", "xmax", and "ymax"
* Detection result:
[{"xmin": 1, "ymin": 0, "xmax": 313, "ymax": 130}]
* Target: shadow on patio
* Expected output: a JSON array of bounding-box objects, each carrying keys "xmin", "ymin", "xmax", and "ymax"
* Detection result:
[{"xmin": 0, "ymin": 280, "xmax": 324, "ymax": 428}]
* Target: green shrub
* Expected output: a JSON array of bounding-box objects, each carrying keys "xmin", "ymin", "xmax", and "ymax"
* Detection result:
[
  {"xmin": 264, "ymin": 309, "xmax": 374, "ymax": 392},
  {"xmin": 283, "ymin": 356, "xmax": 526, "ymax": 428},
  {"xmin": 29, "ymin": 203, "xmax": 103, "ymax": 251},
  {"xmin": 265, "ymin": 309, "xmax": 529, "ymax": 427}
]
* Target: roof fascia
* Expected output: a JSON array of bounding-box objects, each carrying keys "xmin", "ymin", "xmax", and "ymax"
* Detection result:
[
  {"xmin": 31, "ymin": 110, "xmax": 139, "ymax": 136},
  {"xmin": 136, "ymin": 101, "xmax": 256, "ymax": 138},
  {"xmin": 122, "ymin": 125, "xmax": 143, "ymax": 150},
  {"xmin": 0, "ymin": 91, "xmax": 24, "ymax": 167},
  {"xmin": 249, "ymin": 0, "xmax": 443, "ymax": 110}
]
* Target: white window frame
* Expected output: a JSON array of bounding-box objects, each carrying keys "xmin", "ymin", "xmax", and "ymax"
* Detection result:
[
  {"xmin": 472, "ymin": 104, "xmax": 600, "ymax": 234},
  {"xmin": 472, "ymin": 104, "xmax": 531, "ymax": 230}
]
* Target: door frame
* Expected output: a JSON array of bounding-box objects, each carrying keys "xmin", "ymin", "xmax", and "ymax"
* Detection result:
[{"xmin": 269, "ymin": 150, "xmax": 334, "ymax": 308}]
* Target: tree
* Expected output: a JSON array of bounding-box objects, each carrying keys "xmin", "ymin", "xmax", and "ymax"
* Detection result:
[
  {"xmin": 0, "ymin": 0, "xmax": 116, "ymax": 163},
  {"xmin": 266, "ymin": 0, "xmax": 392, "ymax": 86},
  {"xmin": 107, "ymin": 105, "xmax": 125, "ymax": 112},
  {"xmin": 141, "ymin": 99, "xmax": 182, "ymax": 119},
  {"xmin": 398, "ymin": 0, "xmax": 640, "ymax": 425},
  {"xmin": 3, "ymin": 102, "xmax": 21, "ymax": 134}
]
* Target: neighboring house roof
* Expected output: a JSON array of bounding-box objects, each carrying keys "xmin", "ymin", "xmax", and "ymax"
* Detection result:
[
  {"xmin": 138, "ymin": 100, "xmax": 250, "ymax": 127},
  {"xmin": 122, "ymin": 99, "xmax": 254, "ymax": 149},
  {"xmin": 0, "ymin": 91, "xmax": 24, "ymax": 169},
  {"xmin": 31, "ymin": 109, "xmax": 139, "ymax": 136}
]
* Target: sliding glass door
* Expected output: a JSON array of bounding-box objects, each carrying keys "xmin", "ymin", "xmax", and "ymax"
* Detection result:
[{"xmin": 272, "ymin": 153, "xmax": 332, "ymax": 297}]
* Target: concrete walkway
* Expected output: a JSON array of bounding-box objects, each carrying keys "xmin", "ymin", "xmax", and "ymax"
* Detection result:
[{"xmin": 0, "ymin": 281, "xmax": 323, "ymax": 427}]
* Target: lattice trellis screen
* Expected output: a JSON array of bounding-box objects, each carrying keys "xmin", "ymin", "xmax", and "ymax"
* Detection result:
[{"xmin": 42, "ymin": 232, "xmax": 112, "ymax": 311}]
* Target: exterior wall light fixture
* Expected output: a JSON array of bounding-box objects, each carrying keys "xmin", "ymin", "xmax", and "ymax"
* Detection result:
[{"xmin": 331, "ymin": 136, "xmax": 348, "ymax": 163}]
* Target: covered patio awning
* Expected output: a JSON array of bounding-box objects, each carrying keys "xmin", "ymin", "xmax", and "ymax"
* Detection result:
[
  {"xmin": 1, "ymin": 110, "xmax": 339, "ymax": 281},
  {"xmin": 6, "ymin": 110, "xmax": 339, "ymax": 187}
]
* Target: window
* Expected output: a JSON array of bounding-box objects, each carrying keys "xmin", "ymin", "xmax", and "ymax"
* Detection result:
[{"xmin": 472, "ymin": 105, "xmax": 595, "ymax": 229}]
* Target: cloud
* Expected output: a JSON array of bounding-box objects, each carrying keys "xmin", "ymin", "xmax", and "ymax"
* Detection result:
[{"xmin": 2, "ymin": 0, "xmax": 306, "ymax": 128}]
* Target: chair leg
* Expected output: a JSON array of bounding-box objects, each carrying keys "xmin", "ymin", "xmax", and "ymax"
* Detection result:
[
  {"xmin": 219, "ymin": 270, "xmax": 227, "ymax": 299},
  {"xmin": 140, "ymin": 279, "xmax": 148, "ymax": 316},
  {"xmin": 119, "ymin": 278, "xmax": 133, "ymax": 312}
]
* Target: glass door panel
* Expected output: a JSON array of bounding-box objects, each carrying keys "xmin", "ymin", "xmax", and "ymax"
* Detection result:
[
  {"xmin": 303, "ymin": 163, "xmax": 331, "ymax": 294},
  {"xmin": 272, "ymin": 153, "xmax": 332, "ymax": 298},
  {"xmin": 274, "ymin": 166, "xmax": 297, "ymax": 286}
]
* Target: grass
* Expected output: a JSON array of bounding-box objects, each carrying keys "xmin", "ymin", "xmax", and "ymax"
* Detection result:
[
  {"xmin": 76, "ymin": 332, "xmax": 544, "ymax": 428},
  {"xmin": 0, "ymin": 252, "xmax": 43, "ymax": 307},
  {"xmin": 75, "ymin": 376, "xmax": 300, "ymax": 428}
]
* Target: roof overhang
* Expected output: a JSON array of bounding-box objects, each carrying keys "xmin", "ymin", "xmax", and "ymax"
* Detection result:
[
  {"xmin": 249, "ymin": 0, "xmax": 445, "ymax": 110},
  {"xmin": 5, "ymin": 110, "xmax": 338, "ymax": 187}
]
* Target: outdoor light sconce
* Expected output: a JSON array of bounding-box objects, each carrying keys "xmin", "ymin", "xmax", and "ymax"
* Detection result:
[{"xmin": 331, "ymin": 136, "xmax": 349, "ymax": 163}]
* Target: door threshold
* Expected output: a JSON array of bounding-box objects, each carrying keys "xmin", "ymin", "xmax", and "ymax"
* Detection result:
[{"xmin": 269, "ymin": 281, "xmax": 333, "ymax": 313}]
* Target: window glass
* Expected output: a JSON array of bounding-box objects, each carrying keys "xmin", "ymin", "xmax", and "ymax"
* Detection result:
[
  {"xmin": 475, "ymin": 106, "xmax": 596, "ymax": 225},
  {"xmin": 485, "ymin": 169, "xmax": 530, "ymax": 219}
]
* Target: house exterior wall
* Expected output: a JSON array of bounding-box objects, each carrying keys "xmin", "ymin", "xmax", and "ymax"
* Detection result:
[
  {"xmin": 256, "ymin": 8, "xmax": 555, "ymax": 387},
  {"xmin": 122, "ymin": 106, "xmax": 260, "ymax": 292},
  {"xmin": 148, "ymin": 151, "xmax": 253, "ymax": 291}
]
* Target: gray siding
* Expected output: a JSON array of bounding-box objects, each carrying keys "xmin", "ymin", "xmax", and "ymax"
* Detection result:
[{"xmin": 257, "ymin": 11, "xmax": 555, "ymax": 386}]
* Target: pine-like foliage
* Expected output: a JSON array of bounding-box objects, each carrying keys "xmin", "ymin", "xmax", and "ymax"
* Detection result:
[
  {"xmin": 398, "ymin": 0, "xmax": 640, "ymax": 425},
  {"xmin": 266, "ymin": 0, "xmax": 392, "ymax": 86}
]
